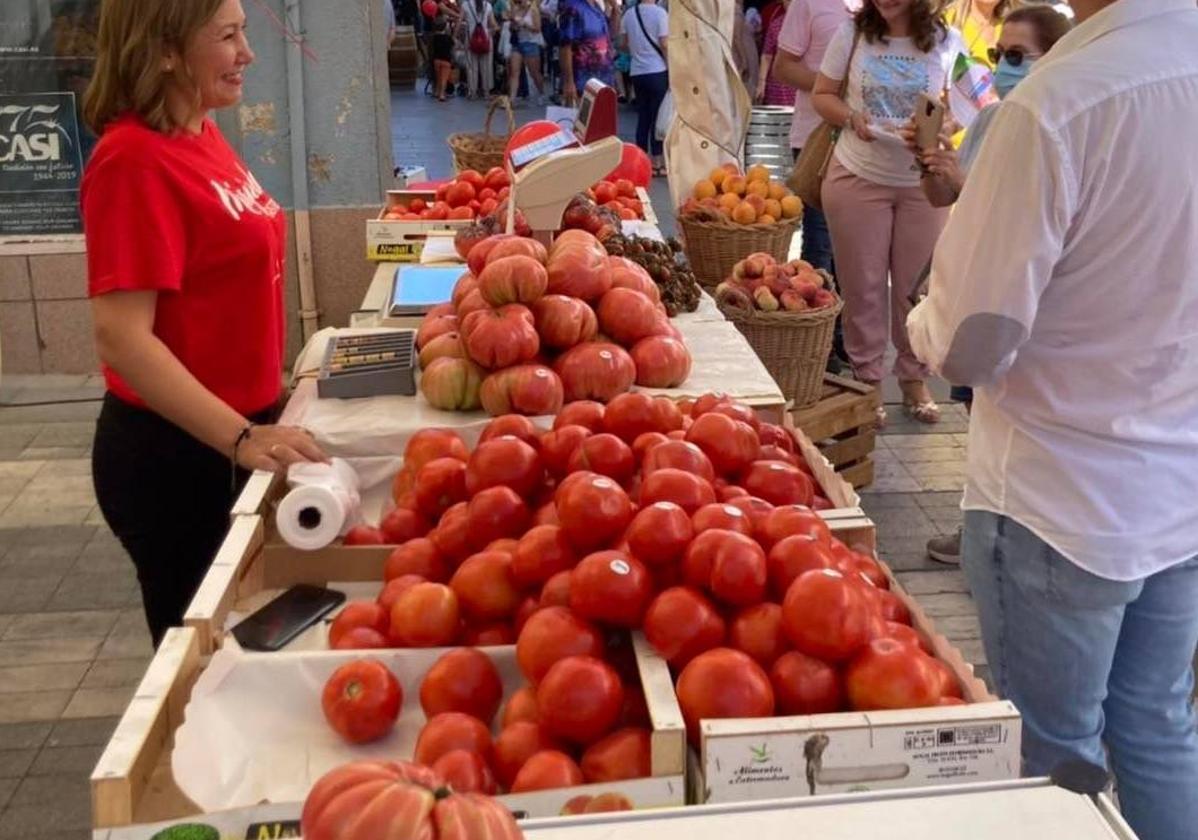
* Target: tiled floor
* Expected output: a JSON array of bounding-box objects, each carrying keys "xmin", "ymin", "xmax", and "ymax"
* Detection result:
[{"xmin": 0, "ymin": 89, "xmax": 981, "ymax": 839}]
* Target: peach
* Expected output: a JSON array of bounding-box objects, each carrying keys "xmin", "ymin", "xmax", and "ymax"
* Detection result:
[
  {"xmin": 780, "ymin": 195, "xmax": 803, "ymax": 219},
  {"xmin": 724, "ymin": 176, "xmax": 748, "ymax": 197},
  {"xmin": 764, "ymin": 198, "xmax": 782, "ymax": 220},
  {"xmin": 758, "ymin": 214, "xmax": 777, "ymax": 225},
  {"xmin": 718, "ymin": 192, "xmax": 741, "ymax": 213},
  {"xmin": 693, "ymin": 179, "xmax": 718, "ymax": 200},
  {"xmin": 709, "ymin": 167, "xmax": 729, "ymax": 188},
  {"xmin": 732, "ymin": 201, "xmax": 758, "ymax": 225},
  {"xmin": 767, "ymin": 181, "xmax": 788, "ymax": 201},
  {"xmin": 747, "ymin": 164, "xmax": 771, "ymax": 183},
  {"xmin": 746, "ymin": 180, "xmax": 770, "ymax": 199},
  {"xmin": 745, "ymin": 194, "xmax": 767, "ymax": 214}
]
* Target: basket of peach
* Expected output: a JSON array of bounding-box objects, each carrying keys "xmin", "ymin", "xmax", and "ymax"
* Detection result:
[
  {"xmin": 676, "ymin": 163, "xmax": 803, "ymax": 288},
  {"xmin": 714, "ymin": 253, "xmax": 842, "ymax": 408}
]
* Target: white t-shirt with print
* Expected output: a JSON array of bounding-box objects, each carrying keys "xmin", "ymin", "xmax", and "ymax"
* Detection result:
[
  {"xmin": 821, "ymin": 22, "xmax": 965, "ymax": 187},
  {"xmin": 623, "ymin": 4, "xmax": 669, "ymax": 76}
]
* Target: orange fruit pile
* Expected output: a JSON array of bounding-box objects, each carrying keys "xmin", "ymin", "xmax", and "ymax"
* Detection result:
[{"xmin": 680, "ymin": 164, "xmax": 802, "ymax": 226}]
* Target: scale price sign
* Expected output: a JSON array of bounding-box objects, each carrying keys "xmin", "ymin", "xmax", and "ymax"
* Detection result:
[{"xmin": 508, "ymin": 128, "xmax": 578, "ymax": 169}]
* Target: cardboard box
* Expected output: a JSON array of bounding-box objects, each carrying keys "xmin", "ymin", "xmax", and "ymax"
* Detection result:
[
  {"xmin": 366, "ymin": 189, "xmax": 472, "ymax": 262},
  {"xmin": 689, "ymin": 560, "xmax": 1021, "ymax": 804},
  {"xmin": 90, "ymin": 630, "xmax": 686, "ymax": 831}
]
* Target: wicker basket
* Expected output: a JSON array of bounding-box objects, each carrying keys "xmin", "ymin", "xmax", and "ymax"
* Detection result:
[
  {"xmin": 447, "ymin": 97, "xmax": 515, "ymax": 174},
  {"xmin": 678, "ymin": 213, "xmax": 801, "ymax": 289},
  {"xmin": 716, "ymin": 283, "xmax": 842, "ymax": 409}
]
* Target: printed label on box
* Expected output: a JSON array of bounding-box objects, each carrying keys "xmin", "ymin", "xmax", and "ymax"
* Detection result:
[{"xmin": 703, "ymin": 712, "xmax": 1021, "ymax": 804}]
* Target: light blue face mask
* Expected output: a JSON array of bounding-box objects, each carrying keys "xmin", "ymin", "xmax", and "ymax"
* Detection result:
[{"xmin": 993, "ymin": 55, "xmax": 1034, "ymax": 98}]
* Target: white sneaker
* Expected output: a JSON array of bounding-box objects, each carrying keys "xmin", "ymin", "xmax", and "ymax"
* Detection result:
[{"xmin": 927, "ymin": 528, "xmax": 962, "ymax": 565}]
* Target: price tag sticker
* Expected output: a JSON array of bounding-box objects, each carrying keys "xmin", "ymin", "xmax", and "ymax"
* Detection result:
[{"xmin": 509, "ymin": 129, "xmax": 578, "ymax": 168}]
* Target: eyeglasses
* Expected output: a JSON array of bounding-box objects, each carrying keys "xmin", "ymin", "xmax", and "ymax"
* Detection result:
[{"xmin": 988, "ymin": 46, "xmax": 1042, "ymax": 67}]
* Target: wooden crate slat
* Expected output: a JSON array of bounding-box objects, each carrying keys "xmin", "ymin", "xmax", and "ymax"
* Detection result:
[
  {"xmin": 819, "ymin": 429, "xmax": 876, "ymax": 468},
  {"xmin": 792, "ymin": 374, "xmax": 880, "ymax": 443},
  {"xmin": 839, "ymin": 460, "xmax": 875, "ymax": 490}
]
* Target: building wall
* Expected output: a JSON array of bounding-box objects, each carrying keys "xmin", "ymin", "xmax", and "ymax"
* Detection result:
[{"xmin": 0, "ymin": 0, "xmax": 394, "ymax": 375}]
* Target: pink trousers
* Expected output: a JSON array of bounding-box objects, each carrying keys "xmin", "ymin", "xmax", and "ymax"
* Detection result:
[{"xmin": 821, "ymin": 157, "xmax": 948, "ymax": 383}]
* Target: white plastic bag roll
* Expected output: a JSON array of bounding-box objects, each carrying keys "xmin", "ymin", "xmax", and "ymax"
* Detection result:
[{"xmin": 275, "ymin": 459, "xmax": 362, "ymax": 550}]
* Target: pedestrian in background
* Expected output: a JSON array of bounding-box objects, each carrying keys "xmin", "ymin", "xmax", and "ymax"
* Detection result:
[
  {"xmin": 81, "ymin": 0, "xmax": 326, "ymax": 646},
  {"xmin": 622, "ymin": 0, "xmax": 669, "ymax": 175},
  {"xmin": 463, "ymin": 0, "xmax": 498, "ymax": 98},
  {"xmin": 507, "ymin": 0, "xmax": 548, "ymax": 104},
  {"xmin": 755, "ymin": 0, "xmax": 797, "ymax": 105},
  {"xmin": 772, "ymin": 0, "xmax": 851, "ymax": 275},
  {"xmin": 812, "ymin": 0, "xmax": 963, "ymax": 426},
  {"xmin": 558, "ymin": 0, "xmax": 618, "ymax": 104},
  {"xmin": 908, "ymin": 3, "xmax": 1198, "ymax": 838}
]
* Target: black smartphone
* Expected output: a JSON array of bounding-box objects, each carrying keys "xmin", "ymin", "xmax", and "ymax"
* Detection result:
[{"xmin": 231, "ymin": 584, "xmax": 346, "ymax": 652}]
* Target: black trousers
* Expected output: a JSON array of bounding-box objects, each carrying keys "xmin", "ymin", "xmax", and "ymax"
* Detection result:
[
  {"xmin": 632, "ymin": 71, "xmax": 668, "ymax": 158},
  {"xmin": 92, "ymin": 394, "xmax": 275, "ymax": 646}
]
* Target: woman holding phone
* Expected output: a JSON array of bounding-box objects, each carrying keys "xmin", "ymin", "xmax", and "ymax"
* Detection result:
[
  {"xmin": 812, "ymin": 0, "xmax": 964, "ymax": 425},
  {"xmin": 82, "ymin": 0, "xmax": 326, "ymax": 645}
]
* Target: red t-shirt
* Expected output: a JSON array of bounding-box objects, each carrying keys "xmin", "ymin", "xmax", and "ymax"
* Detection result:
[{"xmin": 81, "ymin": 114, "xmax": 286, "ymax": 416}]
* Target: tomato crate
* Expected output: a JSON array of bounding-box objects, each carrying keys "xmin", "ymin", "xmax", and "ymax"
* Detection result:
[
  {"xmin": 686, "ymin": 558, "xmax": 1021, "ymax": 805},
  {"xmin": 790, "ymin": 375, "xmax": 881, "ymax": 490},
  {"xmin": 90, "ymin": 631, "xmax": 686, "ymax": 833},
  {"xmin": 366, "ymin": 190, "xmax": 473, "ymax": 262}
]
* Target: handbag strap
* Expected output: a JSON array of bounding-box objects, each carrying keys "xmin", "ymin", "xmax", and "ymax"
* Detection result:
[
  {"xmin": 635, "ymin": 5, "xmax": 666, "ymax": 63},
  {"xmin": 837, "ymin": 30, "xmax": 860, "ymax": 99}
]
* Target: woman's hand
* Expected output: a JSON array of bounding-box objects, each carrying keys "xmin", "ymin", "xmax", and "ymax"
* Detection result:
[
  {"xmin": 236, "ymin": 424, "xmax": 329, "ymax": 473},
  {"xmin": 899, "ymin": 116, "xmax": 919, "ymax": 154},
  {"xmin": 848, "ymin": 110, "xmax": 875, "ymax": 142},
  {"xmin": 918, "ymin": 147, "xmax": 966, "ymax": 194}
]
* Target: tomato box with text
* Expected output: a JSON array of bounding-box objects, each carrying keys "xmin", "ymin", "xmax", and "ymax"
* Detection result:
[{"xmin": 366, "ymin": 189, "xmax": 472, "ymax": 262}]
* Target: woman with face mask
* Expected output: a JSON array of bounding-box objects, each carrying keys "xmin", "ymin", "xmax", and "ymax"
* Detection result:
[
  {"xmin": 912, "ymin": 5, "xmax": 1072, "ymax": 208},
  {"xmin": 905, "ymin": 3, "xmax": 1070, "ymax": 566}
]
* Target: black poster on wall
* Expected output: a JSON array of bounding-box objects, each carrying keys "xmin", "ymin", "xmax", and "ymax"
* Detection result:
[
  {"xmin": 0, "ymin": 0, "xmax": 99, "ymax": 237},
  {"xmin": 0, "ymin": 91, "xmax": 85, "ymax": 235}
]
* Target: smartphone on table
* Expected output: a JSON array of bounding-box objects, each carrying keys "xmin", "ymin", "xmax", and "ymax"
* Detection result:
[{"xmin": 231, "ymin": 584, "xmax": 346, "ymax": 652}]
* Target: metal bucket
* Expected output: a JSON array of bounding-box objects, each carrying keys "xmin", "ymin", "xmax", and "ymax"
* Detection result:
[{"xmin": 744, "ymin": 106, "xmax": 795, "ymax": 181}]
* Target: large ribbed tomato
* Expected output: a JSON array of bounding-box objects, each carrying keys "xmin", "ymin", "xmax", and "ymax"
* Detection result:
[{"xmin": 301, "ymin": 760, "xmax": 522, "ymax": 840}]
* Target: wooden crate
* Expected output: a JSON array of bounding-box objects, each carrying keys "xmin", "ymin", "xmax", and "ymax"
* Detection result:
[
  {"xmin": 692, "ymin": 556, "xmax": 1021, "ymax": 804},
  {"xmin": 388, "ymin": 26, "xmax": 419, "ymax": 87},
  {"xmin": 90, "ymin": 630, "xmax": 686, "ymax": 831},
  {"xmin": 791, "ymin": 376, "xmax": 880, "ymax": 489}
]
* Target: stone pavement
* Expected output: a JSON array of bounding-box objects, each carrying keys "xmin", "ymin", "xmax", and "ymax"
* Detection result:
[{"xmin": 0, "ymin": 91, "xmax": 978, "ymax": 838}]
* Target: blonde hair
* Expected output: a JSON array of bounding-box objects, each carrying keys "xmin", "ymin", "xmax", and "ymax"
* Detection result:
[{"xmin": 83, "ymin": 0, "xmax": 224, "ymax": 135}]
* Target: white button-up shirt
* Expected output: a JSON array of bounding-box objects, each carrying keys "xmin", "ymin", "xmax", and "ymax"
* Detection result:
[{"xmin": 908, "ymin": 0, "xmax": 1198, "ymax": 582}]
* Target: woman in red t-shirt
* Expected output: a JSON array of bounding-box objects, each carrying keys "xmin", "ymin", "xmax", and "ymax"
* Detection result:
[{"xmin": 81, "ymin": 0, "xmax": 326, "ymax": 645}]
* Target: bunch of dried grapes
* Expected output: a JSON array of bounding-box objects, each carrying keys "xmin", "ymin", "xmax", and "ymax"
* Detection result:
[{"xmin": 604, "ymin": 234, "xmax": 702, "ymax": 316}]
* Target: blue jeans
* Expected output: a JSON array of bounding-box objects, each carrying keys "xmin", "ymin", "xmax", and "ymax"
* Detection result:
[
  {"xmin": 961, "ymin": 510, "xmax": 1198, "ymax": 840},
  {"xmin": 632, "ymin": 71, "xmax": 668, "ymax": 158}
]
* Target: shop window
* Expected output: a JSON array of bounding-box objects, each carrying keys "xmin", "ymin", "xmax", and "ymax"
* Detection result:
[{"xmin": 0, "ymin": 1, "xmax": 99, "ymax": 238}]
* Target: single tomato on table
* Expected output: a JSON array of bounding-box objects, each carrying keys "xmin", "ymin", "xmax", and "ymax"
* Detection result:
[{"xmin": 320, "ymin": 659, "xmax": 402, "ymax": 744}]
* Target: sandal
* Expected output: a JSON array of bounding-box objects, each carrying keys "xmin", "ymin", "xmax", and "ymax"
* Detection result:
[{"xmin": 900, "ymin": 380, "xmax": 941, "ymax": 424}]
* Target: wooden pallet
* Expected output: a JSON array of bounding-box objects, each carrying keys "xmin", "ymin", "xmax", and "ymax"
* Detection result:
[{"xmin": 792, "ymin": 375, "xmax": 880, "ymax": 489}]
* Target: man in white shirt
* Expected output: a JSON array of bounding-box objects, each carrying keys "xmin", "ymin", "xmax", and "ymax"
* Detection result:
[{"xmin": 907, "ymin": 2, "xmax": 1198, "ymax": 838}]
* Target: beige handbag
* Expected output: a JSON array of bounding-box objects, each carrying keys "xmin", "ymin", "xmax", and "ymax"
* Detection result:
[{"xmin": 788, "ymin": 32, "xmax": 860, "ymax": 211}]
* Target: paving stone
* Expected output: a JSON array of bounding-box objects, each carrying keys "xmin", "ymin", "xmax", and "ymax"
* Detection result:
[
  {"xmin": 868, "ymin": 474, "xmax": 922, "ymax": 493},
  {"xmin": 0, "ymin": 691, "xmax": 71, "ymax": 724},
  {"xmin": 871, "ymin": 509, "xmax": 940, "ymax": 539},
  {"xmin": 28, "ymin": 424, "xmax": 95, "ymax": 449},
  {"xmin": 905, "ymin": 461, "xmax": 968, "ymax": 478},
  {"xmin": 955, "ymin": 638, "xmax": 988, "ymax": 667},
  {"xmin": 3, "ymin": 611, "xmax": 119, "ymax": 641},
  {"xmin": 0, "ymin": 464, "xmax": 43, "ymax": 481},
  {"xmin": 880, "ymin": 433, "xmax": 960, "ymax": 449},
  {"xmin": 107, "ymin": 609, "xmax": 146, "ymax": 639},
  {"xmin": 60, "ymin": 687, "xmax": 134, "ymax": 720},
  {"xmin": 36, "ymin": 459, "xmax": 91, "ymax": 477},
  {"xmin": 0, "ymin": 749, "xmax": 36, "ymax": 778},
  {"xmin": 11, "ymin": 526, "xmax": 97, "ymax": 547},
  {"xmin": 0, "ymin": 662, "xmax": 88, "ymax": 694},
  {"xmin": 16, "ymin": 447, "xmax": 91, "ymax": 463},
  {"xmin": 879, "ymin": 551, "xmax": 949, "ymax": 573},
  {"xmin": 8, "ymin": 772, "xmax": 89, "ymax": 807},
  {"xmin": 95, "ymin": 632, "xmax": 152, "ymax": 661},
  {"xmin": 0, "ymin": 795, "xmax": 92, "ymax": 837},
  {"xmin": 45, "ymin": 717, "xmax": 118, "ymax": 748},
  {"xmin": 858, "ymin": 492, "xmax": 922, "ymax": 511},
  {"xmin": 0, "ymin": 617, "xmax": 12, "ymax": 638},
  {"xmin": 0, "ymin": 580, "xmax": 58, "ymax": 613},
  {"xmin": 895, "ymin": 570, "xmax": 971, "ymax": 595},
  {"xmin": 0, "ymin": 724, "xmax": 50, "ymax": 752},
  {"xmin": 913, "ymin": 491, "xmax": 966, "ymax": 509},
  {"xmin": 915, "ymin": 592, "xmax": 979, "ymax": 618},
  {"xmin": 0, "ymin": 638, "xmax": 103, "ymax": 667},
  {"xmin": 27, "ymin": 744, "xmax": 104, "ymax": 776},
  {"xmin": 46, "ymin": 574, "xmax": 141, "ymax": 611},
  {"xmin": 0, "ymin": 543, "xmax": 83, "ymax": 579},
  {"xmin": 934, "ymin": 615, "xmax": 983, "ymax": 639},
  {"xmin": 80, "ymin": 658, "xmax": 149, "ymax": 690},
  {"xmin": 0, "ymin": 504, "xmax": 93, "ymax": 529},
  {"xmin": 890, "ymin": 446, "xmax": 964, "ymax": 464},
  {"xmin": 914, "ymin": 475, "xmax": 967, "ymax": 493},
  {"xmin": 0, "ymin": 776, "xmax": 16, "ymax": 810}
]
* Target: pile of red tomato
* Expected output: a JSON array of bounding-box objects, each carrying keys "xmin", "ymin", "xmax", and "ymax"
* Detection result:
[
  {"xmin": 327, "ymin": 393, "xmax": 965, "ymax": 797},
  {"xmin": 381, "ymin": 167, "xmax": 512, "ymax": 222},
  {"xmin": 583, "ymin": 179, "xmax": 645, "ymax": 222}
]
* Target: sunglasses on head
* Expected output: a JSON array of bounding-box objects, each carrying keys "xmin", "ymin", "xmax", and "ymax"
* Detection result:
[{"xmin": 988, "ymin": 46, "xmax": 1041, "ymax": 67}]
